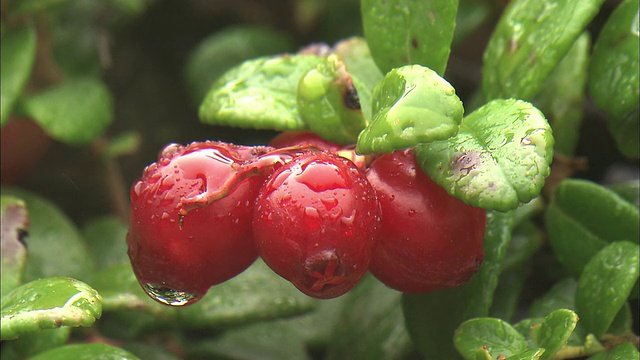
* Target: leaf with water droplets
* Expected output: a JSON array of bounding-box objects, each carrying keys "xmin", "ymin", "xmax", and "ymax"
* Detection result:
[
  {"xmin": 1, "ymin": 24, "xmax": 36, "ymax": 126},
  {"xmin": 454, "ymin": 317, "xmax": 527, "ymax": 360},
  {"xmin": 356, "ymin": 65, "xmax": 463, "ymax": 154},
  {"xmin": 575, "ymin": 241, "xmax": 639, "ymax": 338},
  {"xmin": 535, "ymin": 309, "xmax": 578, "ymax": 360},
  {"xmin": 199, "ymin": 54, "xmax": 323, "ymax": 131},
  {"xmin": 415, "ymin": 99, "xmax": 553, "ymax": 211},
  {"xmin": 297, "ymin": 55, "xmax": 367, "ymax": 144},
  {"xmin": 27, "ymin": 343, "xmax": 140, "ymax": 360},
  {"xmin": 482, "ymin": 0, "xmax": 605, "ymax": 101},
  {"xmin": 505, "ymin": 348, "xmax": 546, "ymax": 360},
  {"xmin": 0, "ymin": 277, "xmax": 102, "ymax": 340},
  {"xmin": 361, "ymin": 0, "xmax": 458, "ymax": 75},
  {"xmin": 545, "ymin": 179, "xmax": 640, "ymax": 277},
  {"xmin": 589, "ymin": 0, "xmax": 639, "ymax": 158}
]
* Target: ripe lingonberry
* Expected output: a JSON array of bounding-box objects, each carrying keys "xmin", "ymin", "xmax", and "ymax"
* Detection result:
[
  {"xmin": 268, "ymin": 130, "xmax": 341, "ymax": 152},
  {"xmin": 366, "ymin": 149, "xmax": 487, "ymax": 294},
  {"xmin": 252, "ymin": 150, "xmax": 381, "ymax": 299},
  {"xmin": 127, "ymin": 141, "xmax": 271, "ymax": 306}
]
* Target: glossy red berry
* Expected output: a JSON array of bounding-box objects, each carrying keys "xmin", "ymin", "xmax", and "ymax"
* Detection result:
[
  {"xmin": 252, "ymin": 150, "xmax": 381, "ymax": 299},
  {"xmin": 366, "ymin": 149, "xmax": 487, "ymax": 294},
  {"xmin": 268, "ymin": 130, "xmax": 341, "ymax": 151},
  {"xmin": 127, "ymin": 141, "xmax": 270, "ymax": 306}
]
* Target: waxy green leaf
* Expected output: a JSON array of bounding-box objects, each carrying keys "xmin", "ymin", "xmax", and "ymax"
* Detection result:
[
  {"xmin": 361, "ymin": 0, "xmax": 458, "ymax": 75},
  {"xmin": 21, "ymin": 78, "xmax": 114, "ymax": 145},
  {"xmin": 415, "ymin": 99, "xmax": 553, "ymax": 211},
  {"xmin": 454, "ymin": 318, "xmax": 527, "ymax": 360},
  {"xmin": 1, "ymin": 24, "xmax": 37, "ymax": 126},
  {"xmin": 506, "ymin": 348, "xmax": 546, "ymax": 360},
  {"xmin": 28, "ymin": 343, "xmax": 139, "ymax": 360},
  {"xmin": 185, "ymin": 25, "xmax": 294, "ymax": 104},
  {"xmin": 297, "ymin": 55, "xmax": 367, "ymax": 144},
  {"xmin": 546, "ymin": 179, "xmax": 639, "ymax": 276},
  {"xmin": 575, "ymin": 241, "xmax": 639, "ymax": 338},
  {"xmin": 199, "ymin": 54, "xmax": 323, "ymax": 131},
  {"xmin": 1, "ymin": 277, "xmax": 102, "ymax": 340},
  {"xmin": 482, "ymin": 0, "xmax": 605, "ymax": 100},
  {"xmin": 536, "ymin": 309, "xmax": 578, "ymax": 360},
  {"xmin": 589, "ymin": 0, "xmax": 639, "ymax": 158},
  {"xmin": 0, "ymin": 196, "xmax": 28, "ymax": 295},
  {"xmin": 528, "ymin": 278, "xmax": 577, "ymax": 319},
  {"xmin": 1, "ymin": 187, "xmax": 96, "ymax": 283},
  {"xmin": 356, "ymin": 65, "xmax": 463, "ymax": 154},
  {"xmin": 0, "ymin": 327, "xmax": 71, "ymax": 359},
  {"xmin": 587, "ymin": 342, "xmax": 640, "ymax": 360}
]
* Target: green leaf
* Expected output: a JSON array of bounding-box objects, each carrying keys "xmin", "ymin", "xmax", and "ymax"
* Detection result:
[
  {"xmin": 609, "ymin": 180, "xmax": 640, "ymax": 209},
  {"xmin": 589, "ymin": 0, "xmax": 639, "ymax": 157},
  {"xmin": 403, "ymin": 211, "xmax": 515, "ymax": 359},
  {"xmin": 1, "ymin": 187, "xmax": 96, "ymax": 283},
  {"xmin": 0, "ymin": 196, "xmax": 29, "ymax": 295},
  {"xmin": 82, "ymin": 215, "xmax": 130, "ymax": 270},
  {"xmin": 332, "ymin": 37, "xmax": 384, "ymax": 122},
  {"xmin": 1, "ymin": 24, "xmax": 37, "ymax": 126},
  {"xmin": 454, "ymin": 318, "xmax": 527, "ymax": 360},
  {"xmin": 587, "ymin": 342, "xmax": 640, "ymax": 360},
  {"xmin": 575, "ymin": 241, "xmax": 639, "ymax": 338},
  {"xmin": 501, "ymin": 220, "xmax": 543, "ymax": 271},
  {"xmin": 505, "ymin": 348, "xmax": 546, "ymax": 360},
  {"xmin": 489, "ymin": 264, "xmax": 526, "ymax": 322},
  {"xmin": 589, "ymin": 0, "xmax": 639, "ymax": 120},
  {"xmin": 199, "ymin": 54, "xmax": 323, "ymax": 131},
  {"xmin": 184, "ymin": 25, "xmax": 294, "ymax": 104},
  {"xmin": 27, "ymin": 343, "xmax": 140, "ymax": 360},
  {"xmin": 21, "ymin": 78, "xmax": 114, "ymax": 145},
  {"xmin": 361, "ymin": 0, "xmax": 459, "ymax": 75},
  {"xmin": 482, "ymin": 0, "xmax": 605, "ymax": 101},
  {"xmin": 0, "ymin": 327, "xmax": 70, "ymax": 360},
  {"xmin": 415, "ymin": 98, "xmax": 553, "ymax": 211},
  {"xmin": 1, "ymin": 277, "xmax": 102, "ymax": 340},
  {"xmin": 326, "ymin": 275, "xmax": 412, "ymax": 360},
  {"xmin": 534, "ymin": 32, "xmax": 590, "ymax": 157},
  {"xmin": 528, "ymin": 278, "xmax": 577, "ymax": 318},
  {"xmin": 607, "ymin": 302, "xmax": 633, "ymax": 336},
  {"xmin": 102, "ymin": 131, "xmax": 141, "ymax": 160},
  {"xmin": 546, "ymin": 179, "xmax": 640, "ymax": 276},
  {"xmin": 356, "ymin": 64, "xmax": 463, "ymax": 154},
  {"xmin": 536, "ymin": 309, "xmax": 579, "ymax": 360},
  {"xmin": 297, "ymin": 55, "xmax": 367, "ymax": 144},
  {"xmin": 8, "ymin": 0, "xmax": 69, "ymax": 15},
  {"xmin": 453, "ymin": 0, "xmax": 492, "ymax": 46}
]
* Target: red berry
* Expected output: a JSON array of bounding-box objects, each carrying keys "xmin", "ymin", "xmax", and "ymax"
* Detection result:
[
  {"xmin": 127, "ymin": 141, "xmax": 269, "ymax": 306},
  {"xmin": 252, "ymin": 150, "xmax": 381, "ymax": 299},
  {"xmin": 268, "ymin": 131, "xmax": 341, "ymax": 151},
  {"xmin": 366, "ymin": 149, "xmax": 487, "ymax": 294}
]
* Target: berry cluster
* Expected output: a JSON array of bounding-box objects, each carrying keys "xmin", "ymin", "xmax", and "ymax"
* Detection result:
[{"xmin": 127, "ymin": 132, "xmax": 487, "ymax": 306}]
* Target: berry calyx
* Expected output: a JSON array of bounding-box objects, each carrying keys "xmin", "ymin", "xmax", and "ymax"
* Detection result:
[
  {"xmin": 127, "ymin": 141, "xmax": 269, "ymax": 306},
  {"xmin": 366, "ymin": 149, "xmax": 487, "ymax": 294},
  {"xmin": 252, "ymin": 150, "xmax": 381, "ymax": 299}
]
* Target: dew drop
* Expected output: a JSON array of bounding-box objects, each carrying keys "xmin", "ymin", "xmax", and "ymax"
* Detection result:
[{"xmin": 140, "ymin": 282, "xmax": 202, "ymax": 306}]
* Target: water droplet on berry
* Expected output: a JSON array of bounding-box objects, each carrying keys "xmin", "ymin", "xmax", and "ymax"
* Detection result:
[
  {"xmin": 321, "ymin": 197, "xmax": 338, "ymax": 210},
  {"xmin": 140, "ymin": 282, "xmax": 203, "ymax": 306}
]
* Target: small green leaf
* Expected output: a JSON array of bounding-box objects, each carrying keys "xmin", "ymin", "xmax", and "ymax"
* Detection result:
[
  {"xmin": 546, "ymin": 179, "xmax": 640, "ymax": 276},
  {"xmin": 9, "ymin": 0, "xmax": 69, "ymax": 15},
  {"xmin": 489, "ymin": 264, "xmax": 527, "ymax": 322},
  {"xmin": 536, "ymin": 309, "xmax": 579, "ymax": 360},
  {"xmin": 415, "ymin": 99, "xmax": 553, "ymax": 211},
  {"xmin": 475, "ymin": 346, "xmax": 493, "ymax": 360},
  {"xmin": 609, "ymin": 180, "xmax": 640, "ymax": 209},
  {"xmin": 184, "ymin": 25, "xmax": 294, "ymax": 104},
  {"xmin": 356, "ymin": 65, "xmax": 463, "ymax": 154},
  {"xmin": 0, "ymin": 277, "xmax": 102, "ymax": 340},
  {"xmin": 589, "ymin": 0, "xmax": 639, "ymax": 157},
  {"xmin": 361, "ymin": 0, "xmax": 459, "ymax": 75},
  {"xmin": 575, "ymin": 241, "xmax": 639, "ymax": 338},
  {"xmin": 297, "ymin": 55, "xmax": 367, "ymax": 144},
  {"xmin": 534, "ymin": 32, "xmax": 590, "ymax": 157},
  {"xmin": 326, "ymin": 275, "xmax": 412, "ymax": 360},
  {"xmin": 505, "ymin": 348, "xmax": 546, "ymax": 360},
  {"xmin": 21, "ymin": 78, "xmax": 114, "ymax": 145},
  {"xmin": 82, "ymin": 216, "xmax": 130, "ymax": 270},
  {"xmin": 453, "ymin": 0, "xmax": 492, "ymax": 46},
  {"xmin": 27, "ymin": 343, "xmax": 139, "ymax": 360},
  {"xmin": 332, "ymin": 37, "xmax": 384, "ymax": 122},
  {"xmin": 587, "ymin": 342, "xmax": 640, "ymax": 360},
  {"xmin": 1, "ymin": 187, "xmax": 96, "ymax": 283},
  {"xmin": 0, "ymin": 196, "xmax": 29, "ymax": 295},
  {"xmin": 199, "ymin": 54, "xmax": 323, "ymax": 131},
  {"xmin": 482, "ymin": 0, "xmax": 605, "ymax": 100},
  {"xmin": 178, "ymin": 259, "xmax": 317, "ymax": 329},
  {"xmin": 102, "ymin": 131, "xmax": 141, "ymax": 160},
  {"xmin": 454, "ymin": 318, "xmax": 527, "ymax": 360},
  {"xmin": 528, "ymin": 278, "xmax": 577, "ymax": 318},
  {"xmin": 1, "ymin": 24, "xmax": 37, "ymax": 126},
  {"xmin": 501, "ymin": 220, "xmax": 543, "ymax": 271},
  {"xmin": 0, "ymin": 327, "xmax": 70, "ymax": 359}
]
